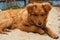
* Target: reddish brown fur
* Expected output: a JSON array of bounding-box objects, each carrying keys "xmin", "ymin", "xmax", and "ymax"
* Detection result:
[{"xmin": 0, "ymin": 2, "xmax": 59, "ymax": 39}]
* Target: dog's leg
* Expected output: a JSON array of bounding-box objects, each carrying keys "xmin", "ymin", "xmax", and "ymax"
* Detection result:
[
  {"xmin": 18, "ymin": 24, "xmax": 37, "ymax": 32},
  {"xmin": 3, "ymin": 27, "xmax": 11, "ymax": 32},
  {"xmin": 24, "ymin": 26, "xmax": 37, "ymax": 32},
  {"xmin": 43, "ymin": 26, "xmax": 59, "ymax": 39},
  {"xmin": 35, "ymin": 28, "xmax": 45, "ymax": 35},
  {"xmin": 0, "ymin": 27, "xmax": 6, "ymax": 34}
]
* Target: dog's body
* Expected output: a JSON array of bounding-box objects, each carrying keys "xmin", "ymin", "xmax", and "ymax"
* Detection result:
[
  {"xmin": 0, "ymin": 11, "xmax": 12, "ymax": 33},
  {"xmin": 0, "ymin": 2, "xmax": 59, "ymax": 39}
]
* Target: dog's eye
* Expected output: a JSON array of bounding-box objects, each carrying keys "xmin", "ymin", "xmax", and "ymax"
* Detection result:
[
  {"xmin": 33, "ymin": 14, "xmax": 38, "ymax": 16},
  {"xmin": 41, "ymin": 14, "xmax": 44, "ymax": 16}
]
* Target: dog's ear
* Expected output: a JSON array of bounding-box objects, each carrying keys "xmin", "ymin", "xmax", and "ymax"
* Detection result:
[
  {"xmin": 27, "ymin": 5, "xmax": 36, "ymax": 14},
  {"xmin": 42, "ymin": 2, "xmax": 52, "ymax": 12}
]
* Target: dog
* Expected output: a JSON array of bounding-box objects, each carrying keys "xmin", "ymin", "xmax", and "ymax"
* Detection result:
[{"xmin": 0, "ymin": 2, "xmax": 59, "ymax": 39}]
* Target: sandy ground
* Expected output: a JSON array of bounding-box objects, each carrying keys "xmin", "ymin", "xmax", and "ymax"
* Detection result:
[{"xmin": 0, "ymin": 7, "xmax": 60, "ymax": 40}]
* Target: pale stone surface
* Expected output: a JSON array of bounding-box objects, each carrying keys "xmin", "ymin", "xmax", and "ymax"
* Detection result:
[{"xmin": 0, "ymin": 7, "xmax": 60, "ymax": 40}]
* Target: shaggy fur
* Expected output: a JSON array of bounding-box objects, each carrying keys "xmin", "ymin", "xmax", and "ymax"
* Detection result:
[{"xmin": 0, "ymin": 2, "xmax": 59, "ymax": 39}]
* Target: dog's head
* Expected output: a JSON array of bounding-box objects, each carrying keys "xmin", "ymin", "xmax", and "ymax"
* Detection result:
[{"xmin": 27, "ymin": 2, "xmax": 52, "ymax": 27}]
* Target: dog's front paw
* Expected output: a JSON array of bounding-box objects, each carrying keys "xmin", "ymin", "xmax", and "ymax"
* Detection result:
[
  {"xmin": 51, "ymin": 34, "xmax": 59, "ymax": 39},
  {"xmin": 53, "ymin": 35, "xmax": 59, "ymax": 39}
]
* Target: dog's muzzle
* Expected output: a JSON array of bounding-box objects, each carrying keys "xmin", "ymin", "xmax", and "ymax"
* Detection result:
[{"xmin": 38, "ymin": 22, "xmax": 42, "ymax": 26}]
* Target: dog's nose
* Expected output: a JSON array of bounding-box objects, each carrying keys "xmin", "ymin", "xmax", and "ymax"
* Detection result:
[{"xmin": 38, "ymin": 22, "xmax": 42, "ymax": 26}]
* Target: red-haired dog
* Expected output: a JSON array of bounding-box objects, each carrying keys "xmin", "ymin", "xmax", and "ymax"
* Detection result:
[{"xmin": 0, "ymin": 2, "xmax": 59, "ymax": 39}]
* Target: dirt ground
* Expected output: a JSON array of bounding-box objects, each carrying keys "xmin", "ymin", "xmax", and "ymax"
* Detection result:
[{"xmin": 0, "ymin": 7, "xmax": 60, "ymax": 40}]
